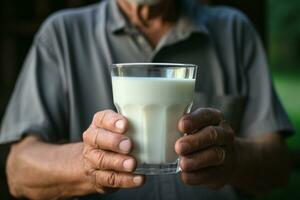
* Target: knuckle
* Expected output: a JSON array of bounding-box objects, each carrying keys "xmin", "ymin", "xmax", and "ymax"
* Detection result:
[
  {"xmin": 85, "ymin": 166, "xmax": 96, "ymax": 177},
  {"xmin": 95, "ymin": 111, "xmax": 107, "ymax": 126},
  {"xmin": 94, "ymin": 110, "xmax": 114, "ymax": 126},
  {"xmin": 97, "ymin": 150, "xmax": 107, "ymax": 169},
  {"xmin": 93, "ymin": 112, "xmax": 101, "ymax": 123},
  {"xmin": 92, "ymin": 128, "xmax": 101, "ymax": 148},
  {"xmin": 82, "ymin": 130, "xmax": 89, "ymax": 142},
  {"xmin": 95, "ymin": 171, "xmax": 104, "ymax": 187},
  {"xmin": 94, "ymin": 110, "xmax": 120, "ymax": 129},
  {"xmin": 214, "ymin": 147, "xmax": 226, "ymax": 165},
  {"xmin": 222, "ymin": 121, "xmax": 235, "ymax": 136},
  {"xmin": 196, "ymin": 134, "xmax": 204, "ymax": 149},
  {"xmin": 106, "ymin": 171, "xmax": 120, "ymax": 188},
  {"xmin": 82, "ymin": 147, "xmax": 90, "ymax": 160},
  {"xmin": 208, "ymin": 126, "xmax": 218, "ymax": 142}
]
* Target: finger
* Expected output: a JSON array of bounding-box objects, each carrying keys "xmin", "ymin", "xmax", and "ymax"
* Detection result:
[
  {"xmin": 83, "ymin": 127, "xmax": 132, "ymax": 154},
  {"xmin": 95, "ymin": 170, "xmax": 145, "ymax": 189},
  {"xmin": 220, "ymin": 120, "xmax": 235, "ymax": 136},
  {"xmin": 180, "ymin": 146, "xmax": 226, "ymax": 171},
  {"xmin": 175, "ymin": 125, "xmax": 233, "ymax": 155},
  {"xmin": 181, "ymin": 167, "xmax": 226, "ymax": 189},
  {"xmin": 178, "ymin": 108, "xmax": 223, "ymax": 134},
  {"xmin": 92, "ymin": 110, "xmax": 128, "ymax": 134},
  {"xmin": 84, "ymin": 149, "xmax": 136, "ymax": 172}
]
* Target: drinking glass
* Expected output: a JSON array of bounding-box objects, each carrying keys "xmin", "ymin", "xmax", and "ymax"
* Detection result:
[{"xmin": 111, "ymin": 63, "xmax": 197, "ymax": 175}]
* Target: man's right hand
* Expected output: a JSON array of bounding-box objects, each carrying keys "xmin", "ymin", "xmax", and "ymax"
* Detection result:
[
  {"xmin": 5, "ymin": 109, "xmax": 144, "ymax": 199},
  {"xmin": 82, "ymin": 110, "xmax": 145, "ymax": 193}
]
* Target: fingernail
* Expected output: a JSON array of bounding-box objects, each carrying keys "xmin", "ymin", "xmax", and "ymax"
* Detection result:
[
  {"xmin": 115, "ymin": 120, "xmax": 125, "ymax": 130},
  {"xmin": 119, "ymin": 139, "xmax": 131, "ymax": 152},
  {"xmin": 123, "ymin": 159, "xmax": 134, "ymax": 171},
  {"xmin": 180, "ymin": 142, "xmax": 190, "ymax": 154},
  {"xmin": 133, "ymin": 176, "xmax": 143, "ymax": 185}
]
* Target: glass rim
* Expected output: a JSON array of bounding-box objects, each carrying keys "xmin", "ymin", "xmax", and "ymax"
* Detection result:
[{"xmin": 111, "ymin": 63, "xmax": 198, "ymax": 69}]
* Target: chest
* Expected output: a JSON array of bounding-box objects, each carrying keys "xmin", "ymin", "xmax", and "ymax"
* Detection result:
[{"xmin": 65, "ymin": 28, "xmax": 247, "ymax": 139}]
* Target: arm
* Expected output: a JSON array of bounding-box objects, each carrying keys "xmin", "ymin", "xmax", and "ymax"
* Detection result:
[
  {"xmin": 175, "ymin": 108, "xmax": 290, "ymax": 195},
  {"xmin": 6, "ymin": 110, "xmax": 144, "ymax": 200},
  {"xmin": 6, "ymin": 136, "xmax": 93, "ymax": 199},
  {"xmin": 231, "ymin": 133, "xmax": 290, "ymax": 194}
]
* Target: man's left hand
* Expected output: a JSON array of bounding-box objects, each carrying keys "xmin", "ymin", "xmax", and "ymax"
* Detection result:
[{"xmin": 175, "ymin": 108, "xmax": 237, "ymax": 189}]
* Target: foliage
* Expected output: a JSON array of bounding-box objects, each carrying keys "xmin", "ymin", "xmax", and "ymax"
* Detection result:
[{"xmin": 268, "ymin": 0, "xmax": 300, "ymax": 69}]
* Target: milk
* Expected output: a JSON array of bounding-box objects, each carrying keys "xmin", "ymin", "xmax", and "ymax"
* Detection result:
[{"xmin": 112, "ymin": 77, "xmax": 195, "ymax": 164}]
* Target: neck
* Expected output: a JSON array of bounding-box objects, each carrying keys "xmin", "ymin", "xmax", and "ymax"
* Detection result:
[
  {"xmin": 117, "ymin": 0, "xmax": 180, "ymax": 27},
  {"xmin": 117, "ymin": 0, "xmax": 180, "ymax": 47}
]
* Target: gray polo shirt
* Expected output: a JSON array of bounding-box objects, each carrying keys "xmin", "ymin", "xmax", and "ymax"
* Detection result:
[{"xmin": 0, "ymin": 0, "xmax": 294, "ymax": 199}]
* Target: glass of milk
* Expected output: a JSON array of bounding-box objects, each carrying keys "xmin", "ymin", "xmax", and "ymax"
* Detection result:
[{"xmin": 111, "ymin": 63, "xmax": 197, "ymax": 175}]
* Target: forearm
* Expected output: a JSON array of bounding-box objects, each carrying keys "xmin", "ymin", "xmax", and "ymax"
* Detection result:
[
  {"xmin": 231, "ymin": 133, "xmax": 290, "ymax": 194},
  {"xmin": 6, "ymin": 135, "xmax": 94, "ymax": 200}
]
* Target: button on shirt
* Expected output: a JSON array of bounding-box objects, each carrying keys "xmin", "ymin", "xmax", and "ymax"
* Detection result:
[{"xmin": 0, "ymin": 0, "xmax": 294, "ymax": 199}]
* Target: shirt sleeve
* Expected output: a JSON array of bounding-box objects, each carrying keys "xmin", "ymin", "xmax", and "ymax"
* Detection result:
[
  {"xmin": 0, "ymin": 17, "xmax": 68, "ymax": 144},
  {"xmin": 238, "ymin": 15, "xmax": 294, "ymax": 138}
]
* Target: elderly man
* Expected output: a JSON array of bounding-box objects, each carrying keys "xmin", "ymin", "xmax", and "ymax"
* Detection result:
[{"xmin": 0, "ymin": 0, "xmax": 294, "ymax": 199}]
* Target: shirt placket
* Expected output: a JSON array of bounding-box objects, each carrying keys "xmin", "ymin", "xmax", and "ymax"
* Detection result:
[{"xmin": 126, "ymin": 27, "xmax": 154, "ymax": 62}]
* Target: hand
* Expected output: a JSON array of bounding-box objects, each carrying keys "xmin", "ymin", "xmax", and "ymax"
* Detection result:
[
  {"xmin": 82, "ymin": 110, "xmax": 145, "ymax": 193},
  {"xmin": 175, "ymin": 108, "xmax": 236, "ymax": 189}
]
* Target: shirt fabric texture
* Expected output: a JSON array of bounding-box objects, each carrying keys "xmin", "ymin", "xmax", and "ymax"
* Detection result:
[{"xmin": 0, "ymin": 0, "xmax": 294, "ymax": 199}]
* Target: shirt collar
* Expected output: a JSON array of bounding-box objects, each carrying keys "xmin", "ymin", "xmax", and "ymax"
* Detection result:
[
  {"xmin": 107, "ymin": 0, "xmax": 127, "ymax": 33},
  {"xmin": 106, "ymin": 0, "xmax": 209, "ymax": 35},
  {"xmin": 179, "ymin": 0, "xmax": 209, "ymax": 35}
]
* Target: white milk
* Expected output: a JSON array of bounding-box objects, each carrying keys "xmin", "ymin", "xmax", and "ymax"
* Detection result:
[{"xmin": 112, "ymin": 77, "xmax": 195, "ymax": 164}]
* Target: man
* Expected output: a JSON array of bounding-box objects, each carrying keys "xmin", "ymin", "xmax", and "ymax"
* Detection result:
[{"xmin": 0, "ymin": 0, "xmax": 294, "ymax": 199}]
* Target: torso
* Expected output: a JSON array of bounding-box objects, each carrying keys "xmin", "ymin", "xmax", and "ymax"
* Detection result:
[{"xmin": 39, "ymin": 0, "xmax": 254, "ymax": 199}]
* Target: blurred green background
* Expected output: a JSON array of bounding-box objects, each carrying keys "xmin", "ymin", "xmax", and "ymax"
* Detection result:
[{"xmin": 260, "ymin": 0, "xmax": 300, "ymax": 199}]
